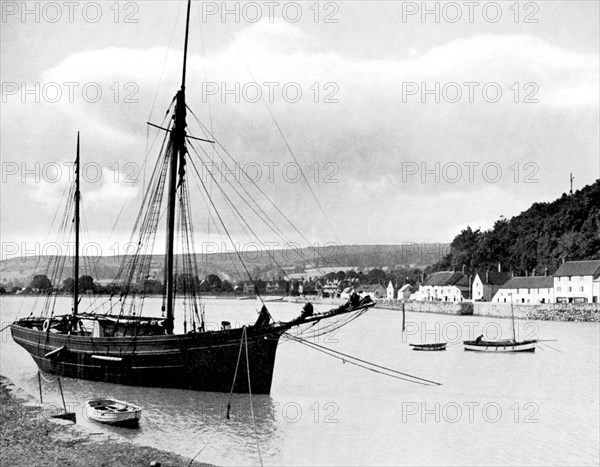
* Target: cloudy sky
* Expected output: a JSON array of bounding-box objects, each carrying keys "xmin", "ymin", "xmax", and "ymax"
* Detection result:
[{"xmin": 1, "ymin": 1, "xmax": 598, "ymax": 259}]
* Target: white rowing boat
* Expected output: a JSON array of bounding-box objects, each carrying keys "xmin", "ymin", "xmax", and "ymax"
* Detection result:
[{"xmin": 85, "ymin": 399, "xmax": 142, "ymax": 427}]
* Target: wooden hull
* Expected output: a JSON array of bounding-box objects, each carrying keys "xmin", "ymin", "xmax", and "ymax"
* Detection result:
[
  {"xmin": 463, "ymin": 340, "xmax": 537, "ymax": 353},
  {"xmin": 85, "ymin": 399, "xmax": 142, "ymax": 427},
  {"xmin": 409, "ymin": 343, "xmax": 447, "ymax": 351},
  {"xmin": 10, "ymin": 324, "xmax": 288, "ymax": 394}
]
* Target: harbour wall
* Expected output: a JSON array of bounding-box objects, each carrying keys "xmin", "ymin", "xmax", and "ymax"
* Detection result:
[
  {"xmin": 377, "ymin": 300, "xmax": 473, "ymax": 316},
  {"xmin": 377, "ymin": 300, "xmax": 599, "ymax": 322}
]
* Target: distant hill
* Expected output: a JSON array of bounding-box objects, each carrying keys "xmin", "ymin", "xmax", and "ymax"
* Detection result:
[
  {"xmin": 434, "ymin": 180, "xmax": 600, "ymax": 274},
  {"xmin": 0, "ymin": 243, "xmax": 447, "ymax": 286}
]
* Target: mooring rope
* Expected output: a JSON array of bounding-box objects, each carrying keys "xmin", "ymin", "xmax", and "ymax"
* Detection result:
[
  {"xmin": 244, "ymin": 328, "xmax": 264, "ymax": 467},
  {"xmin": 286, "ymin": 334, "xmax": 441, "ymax": 386},
  {"xmin": 38, "ymin": 371, "xmax": 61, "ymax": 384},
  {"xmin": 187, "ymin": 327, "xmax": 249, "ymax": 467},
  {"xmin": 226, "ymin": 327, "xmax": 245, "ymax": 419}
]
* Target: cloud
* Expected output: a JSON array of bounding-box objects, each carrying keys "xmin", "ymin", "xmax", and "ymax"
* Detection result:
[{"xmin": 2, "ymin": 21, "xmax": 598, "ymax": 246}]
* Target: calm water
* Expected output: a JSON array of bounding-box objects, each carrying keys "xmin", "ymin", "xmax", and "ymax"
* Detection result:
[{"xmin": 1, "ymin": 296, "xmax": 598, "ymax": 466}]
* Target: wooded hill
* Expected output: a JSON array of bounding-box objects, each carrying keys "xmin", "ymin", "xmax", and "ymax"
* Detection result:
[{"xmin": 433, "ymin": 180, "xmax": 600, "ymax": 275}]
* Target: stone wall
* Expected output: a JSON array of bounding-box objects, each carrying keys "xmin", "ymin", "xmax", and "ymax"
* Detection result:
[
  {"xmin": 377, "ymin": 300, "xmax": 473, "ymax": 315},
  {"xmin": 377, "ymin": 300, "xmax": 599, "ymax": 322},
  {"xmin": 474, "ymin": 302, "xmax": 599, "ymax": 322}
]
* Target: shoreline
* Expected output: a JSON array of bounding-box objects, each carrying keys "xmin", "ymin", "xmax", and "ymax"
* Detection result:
[
  {"xmin": 0, "ymin": 375, "xmax": 212, "ymax": 467},
  {"xmin": 375, "ymin": 299, "xmax": 600, "ymax": 322}
]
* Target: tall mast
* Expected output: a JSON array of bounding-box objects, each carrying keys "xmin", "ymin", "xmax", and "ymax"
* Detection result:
[
  {"xmin": 73, "ymin": 132, "xmax": 80, "ymax": 319},
  {"xmin": 163, "ymin": 0, "xmax": 191, "ymax": 334}
]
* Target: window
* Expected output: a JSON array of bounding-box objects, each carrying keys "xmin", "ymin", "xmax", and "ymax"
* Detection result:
[
  {"xmin": 568, "ymin": 287, "xmax": 572, "ymax": 292},
  {"xmin": 580, "ymin": 286, "xmax": 584, "ymax": 292}
]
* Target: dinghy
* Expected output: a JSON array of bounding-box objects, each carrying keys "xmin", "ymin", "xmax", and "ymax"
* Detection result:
[
  {"xmin": 409, "ymin": 343, "xmax": 447, "ymax": 351},
  {"xmin": 85, "ymin": 399, "xmax": 142, "ymax": 427}
]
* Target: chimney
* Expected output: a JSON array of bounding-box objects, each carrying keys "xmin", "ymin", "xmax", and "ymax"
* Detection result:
[
  {"xmin": 511, "ymin": 271, "xmax": 514, "ymax": 278},
  {"xmin": 532, "ymin": 268, "xmax": 535, "ymax": 277},
  {"xmin": 525, "ymin": 270, "xmax": 528, "ymax": 277},
  {"xmin": 497, "ymin": 262, "xmax": 501, "ymax": 273},
  {"xmin": 544, "ymin": 267, "xmax": 548, "ymax": 277},
  {"xmin": 462, "ymin": 265, "xmax": 466, "ymax": 274},
  {"xmin": 486, "ymin": 270, "xmax": 489, "ymax": 283},
  {"xmin": 562, "ymin": 257, "xmax": 565, "ymax": 264}
]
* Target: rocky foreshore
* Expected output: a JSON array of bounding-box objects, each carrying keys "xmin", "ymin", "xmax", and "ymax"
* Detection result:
[{"xmin": 0, "ymin": 376, "xmax": 212, "ymax": 467}]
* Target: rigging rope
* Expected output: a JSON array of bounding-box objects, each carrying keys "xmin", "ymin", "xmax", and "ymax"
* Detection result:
[
  {"xmin": 222, "ymin": 23, "xmax": 346, "ymax": 256},
  {"xmin": 187, "ymin": 108, "xmax": 343, "ymax": 276}
]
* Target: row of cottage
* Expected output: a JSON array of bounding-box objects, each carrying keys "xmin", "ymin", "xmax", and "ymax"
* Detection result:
[{"xmin": 398, "ymin": 260, "xmax": 600, "ymax": 304}]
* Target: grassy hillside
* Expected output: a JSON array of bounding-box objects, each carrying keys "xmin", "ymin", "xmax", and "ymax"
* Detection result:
[{"xmin": 0, "ymin": 243, "xmax": 447, "ymax": 286}]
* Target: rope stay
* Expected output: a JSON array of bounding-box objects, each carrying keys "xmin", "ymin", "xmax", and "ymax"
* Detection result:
[{"xmin": 286, "ymin": 334, "xmax": 442, "ymax": 386}]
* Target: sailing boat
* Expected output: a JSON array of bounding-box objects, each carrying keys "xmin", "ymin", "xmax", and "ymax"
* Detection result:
[
  {"xmin": 10, "ymin": 0, "xmax": 375, "ymax": 394},
  {"xmin": 463, "ymin": 294, "xmax": 537, "ymax": 352}
]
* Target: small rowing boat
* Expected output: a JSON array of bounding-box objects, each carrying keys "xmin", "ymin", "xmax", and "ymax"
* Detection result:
[
  {"xmin": 409, "ymin": 342, "xmax": 447, "ymax": 351},
  {"xmin": 85, "ymin": 399, "xmax": 142, "ymax": 427}
]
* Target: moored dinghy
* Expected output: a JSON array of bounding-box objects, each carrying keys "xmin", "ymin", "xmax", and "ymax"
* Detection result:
[
  {"xmin": 85, "ymin": 399, "xmax": 142, "ymax": 427},
  {"xmin": 409, "ymin": 342, "xmax": 447, "ymax": 351}
]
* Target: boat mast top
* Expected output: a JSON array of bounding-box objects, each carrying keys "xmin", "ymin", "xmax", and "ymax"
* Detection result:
[
  {"xmin": 181, "ymin": 0, "xmax": 191, "ymax": 92},
  {"xmin": 163, "ymin": 0, "xmax": 191, "ymax": 334}
]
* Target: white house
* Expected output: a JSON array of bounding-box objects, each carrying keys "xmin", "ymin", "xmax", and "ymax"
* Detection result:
[
  {"xmin": 492, "ymin": 276, "xmax": 554, "ymax": 304},
  {"xmin": 410, "ymin": 271, "xmax": 470, "ymax": 302},
  {"xmin": 471, "ymin": 271, "xmax": 512, "ymax": 301},
  {"xmin": 553, "ymin": 260, "xmax": 600, "ymax": 304},
  {"xmin": 357, "ymin": 284, "xmax": 386, "ymax": 300},
  {"xmin": 397, "ymin": 284, "xmax": 413, "ymax": 301},
  {"xmin": 386, "ymin": 281, "xmax": 395, "ymax": 300}
]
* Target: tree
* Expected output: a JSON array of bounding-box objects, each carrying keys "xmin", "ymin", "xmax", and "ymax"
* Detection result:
[
  {"xmin": 205, "ymin": 274, "xmax": 222, "ymax": 291},
  {"xmin": 176, "ymin": 273, "xmax": 197, "ymax": 294},
  {"xmin": 31, "ymin": 274, "xmax": 52, "ymax": 292},
  {"xmin": 62, "ymin": 277, "xmax": 74, "ymax": 293},
  {"xmin": 366, "ymin": 268, "xmax": 386, "ymax": 284},
  {"xmin": 144, "ymin": 279, "xmax": 163, "ymax": 295},
  {"xmin": 449, "ymin": 226, "xmax": 482, "ymax": 270},
  {"xmin": 79, "ymin": 275, "xmax": 96, "ymax": 293}
]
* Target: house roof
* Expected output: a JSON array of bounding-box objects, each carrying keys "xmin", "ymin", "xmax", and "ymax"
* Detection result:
[
  {"xmin": 499, "ymin": 276, "xmax": 553, "ymax": 290},
  {"xmin": 423, "ymin": 271, "xmax": 467, "ymax": 287},
  {"xmin": 358, "ymin": 284, "xmax": 385, "ymax": 293},
  {"xmin": 474, "ymin": 271, "xmax": 512, "ymax": 285},
  {"xmin": 399, "ymin": 284, "xmax": 412, "ymax": 292},
  {"xmin": 553, "ymin": 260, "xmax": 600, "ymax": 278}
]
